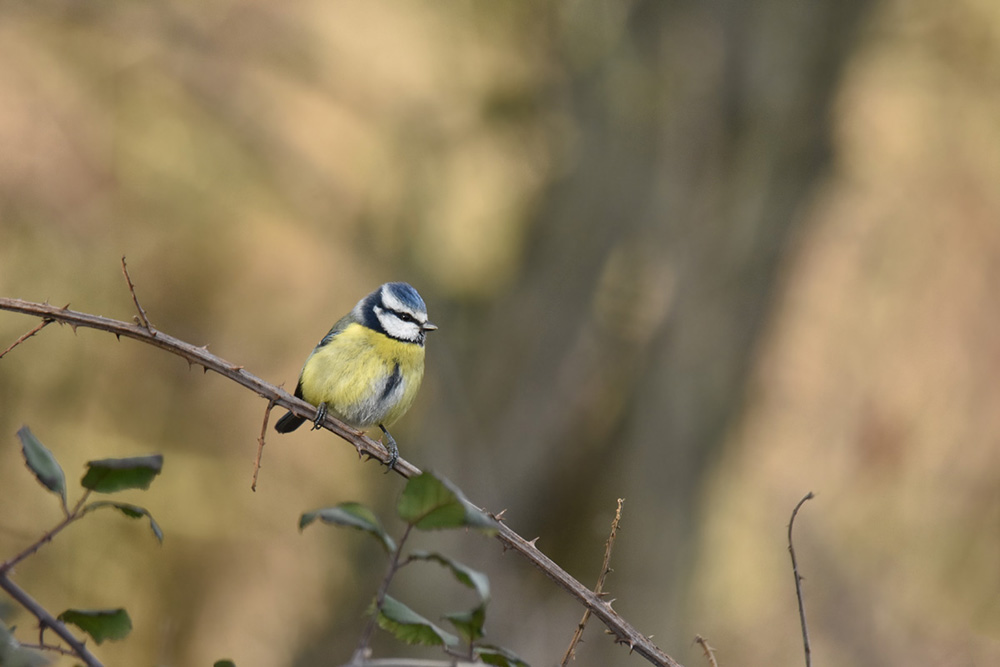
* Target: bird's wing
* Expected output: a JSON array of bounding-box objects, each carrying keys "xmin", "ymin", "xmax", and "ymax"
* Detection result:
[{"xmin": 314, "ymin": 312, "xmax": 355, "ymax": 349}]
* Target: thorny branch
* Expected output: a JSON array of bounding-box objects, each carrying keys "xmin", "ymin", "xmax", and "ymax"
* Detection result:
[
  {"xmin": 693, "ymin": 635, "xmax": 718, "ymax": 667},
  {"xmin": 0, "ymin": 317, "xmax": 54, "ymax": 359},
  {"xmin": 561, "ymin": 498, "xmax": 624, "ymax": 665},
  {"xmin": 788, "ymin": 492, "xmax": 814, "ymax": 667},
  {"xmin": 121, "ymin": 256, "xmax": 153, "ymax": 331},
  {"xmin": 0, "ymin": 574, "xmax": 103, "ymax": 667},
  {"xmin": 0, "ymin": 295, "xmax": 683, "ymax": 667},
  {"xmin": 252, "ymin": 399, "xmax": 276, "ymax": 492}
]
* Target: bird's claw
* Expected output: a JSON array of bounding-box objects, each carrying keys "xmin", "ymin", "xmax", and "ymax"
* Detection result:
[
  {"xmin": 380, "ymin": 425, "xmax": 399, "ymax": 472},
  {"xmin": 311, "ymin": 402, "xmax": 328, "ymax": 430}
]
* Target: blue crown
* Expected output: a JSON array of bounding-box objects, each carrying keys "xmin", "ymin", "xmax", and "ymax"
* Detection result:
[{"xmin": 383, "ymin": 282, "xmax": 427, "ymax": 314}]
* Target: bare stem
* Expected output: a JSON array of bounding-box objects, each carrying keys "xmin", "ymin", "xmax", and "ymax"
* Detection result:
[
  {"xmin": 788, "ymin": 492, "xmax": 814, "ymax": 667},
  {"xmin": 1, "ymin": 490, "xmax": 91, "ymax": 575},
  {"xmin": 352, "ymin": 524, "xmax": 415, "ymax": 663},
  {"xmin": 0, "ymin": 318, "xmax": 53, "ymax": 359},
  {"xmin": 693, "ymin": 635, "xmax": 718, "ymax": 667},
  {"xmin": 20, "ymin": 640, "xmax": 79, "ymax": 657},
  {"xmin": 252, "ymin": 399, "xmax": 276, "ymax": 491},
  {"xmin": 121, "ymin": 256, "xmax": 153, "ymax": 331}
]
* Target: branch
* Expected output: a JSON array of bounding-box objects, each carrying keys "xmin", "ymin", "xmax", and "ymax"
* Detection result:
[
  {"xmin": 0, "ymin": 296, "xmax": 386, "ymax": 464},
  {"xmin": 252, "ymin": 399, "xmax": 276, "ymax": 492},
  {"xmin": 693, "ymin": 635, "xmax": 718, "ymax": 667},
  {"xmin": 0, "ymin": 574, "xmax": 103, "ymax": 667},
  {"xmin": 493, "ymin": 519, "xmax": 677, "ymax": 666},
  {"xmin": 0, "ymin": 317, "xmax": 54, "ymax": 359},
  {"xmin": 121, "ymin": 256, "xmax": 153, "ymax": 331},
  {"xmin": 0, "ymin": 296, "xmax": 683, "ymax": 667},
  {"xmin": 343, "ymin": 660, "xmax": 480, "ymax": 667},
  {"xmin": 1, "ymin": 491, "xmax": 91, "ymax": 575},
  {"xmin": 561, "ymin": 498, "xmax": 624, "ymax": 666},
  {"xmin": 20, "ymin": 640, "xmax": 80, "ymax": 657},
  {"xmin": 787, "ymin": 492, "xmax": 814, "ymax": 667}
]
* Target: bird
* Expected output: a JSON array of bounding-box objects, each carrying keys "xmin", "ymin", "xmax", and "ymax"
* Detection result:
[{"xmin": 274, "ymin": 282, "xmax": 437, "ymax": 468}]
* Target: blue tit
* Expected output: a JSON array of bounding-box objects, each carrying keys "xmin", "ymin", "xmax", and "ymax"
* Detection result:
[{"xmin": 274, "ymin": 282, "xmax": 437, "ymax": 468}]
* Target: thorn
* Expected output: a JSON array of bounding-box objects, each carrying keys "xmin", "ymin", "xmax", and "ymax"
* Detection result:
[
  {"xmin": 198, "ymin": 344, "xmax": 210, "ymax": 351},
  {"xmin": 230, "ymin": 365, "xmax": 244, "ymax": 371},
  {"xmin": 115, "ymin": 333, "xmax": 121, "ymax": 341},
  {"xmin": 61, "ymin": 303, "xmax": 70, "ymax": 310},
  {"xmin": 492, "ymin": 508, "xmax": 508, "ymax": 521},
  {"xmin": 202, "ymin": 366, "xmax": 209, "ymax": 374},
  {"xmin": 528, "ymin": 537, "xmax": 540, "ymax": 548}
]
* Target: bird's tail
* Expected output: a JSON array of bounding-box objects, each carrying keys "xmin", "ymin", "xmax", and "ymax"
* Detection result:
[{"xmin": 274, "ymin": 411, "xmax": 306, "ymax": 433}]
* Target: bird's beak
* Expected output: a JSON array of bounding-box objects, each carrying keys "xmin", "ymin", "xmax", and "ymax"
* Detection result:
[{"xmin": 421, "ymin": 321, "xmax": 438, "ymax": 332}]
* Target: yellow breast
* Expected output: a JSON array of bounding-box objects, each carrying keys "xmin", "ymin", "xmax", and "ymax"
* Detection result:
[{"xmin": 297, "ymin": 323, "xmax": 425, "ymax": 428}]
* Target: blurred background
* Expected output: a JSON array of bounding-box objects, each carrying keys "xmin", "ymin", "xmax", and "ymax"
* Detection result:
[{"xmin": 1, "ymin": 0, "xmax": 999, "ymax": 665}]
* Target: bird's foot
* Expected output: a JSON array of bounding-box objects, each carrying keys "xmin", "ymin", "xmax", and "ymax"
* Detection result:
[
  {"xmin": 380, "ymin": 425, "xmax": 399, "ymax": 471},
  {"xmin": 311, "ymin": 402, "xmax": 328, "ymax": 430}
]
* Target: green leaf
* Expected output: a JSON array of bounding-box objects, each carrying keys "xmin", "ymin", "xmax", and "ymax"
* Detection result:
[
  {"xmin": 376, "ymin": 595, "xmax": 459, "ymax": 648},
  {"xmin": 81, "ymin": 455, "xmax": 163, "ymax": 493},
  {"xmin": 17, "ymin": 426, "xmax": 66, "ymax": 507},
  {"xmin": 84, "ymin": 501, "xmax": 164, "ymax": 543},
  {"xmin": 397, "ymin": 472, "xmax": 498, "ymax": 533},
  {"xmin": 444, "ymin": 603, "xmax": 487, "ymax": 643},
  {"xmin": 57, "ymin": 608, "xmax": 131, "ymax": 645},
  {"xmin": 475, "ymin": 644, "xmax": 531, "ymax": 667},
  {"xmin": 299, "ymin": 502, "xmax": 396, "ymax": 553},
  {"xmin": 409, "ymin": 551, "xmax": 490, "ymax": 602},
  {"xmin": 213, "ymin": 661, "xmax": 237, "ymax": 667}
]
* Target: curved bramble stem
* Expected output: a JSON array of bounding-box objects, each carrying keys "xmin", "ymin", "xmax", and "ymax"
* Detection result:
[{"xmin": 0, "ymin": 295, "xmax": 683, "ymax": 667}]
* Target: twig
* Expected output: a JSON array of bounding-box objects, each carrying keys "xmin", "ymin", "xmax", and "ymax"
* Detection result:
[
  {"xmin": 0, "ymin": 295, "xmax": 684, "ymax": 667},
  {"xmin": 21, "ymin": 640, "xmax": 79, "ymax": 657},
  {"xmin": 352, "ymin": 524, "xmax": 415, "ymax": 663},
  {"xmin": 251, "ymin": 399, "xmax": 276, "ymax": 492},
  {"xmin": 788, "ymin": 492, "xmax": 814, "ymax": 667},
  {"xmin": 0, "ymin": 574, "xmax": 103, "ymax": 667},
  {"xmin": 0, "ymin": 491, "xmax": 98, "ymax": 665},
  {"xmin": 1, "ymin": 491, "xmax": 92, "ymax": 575},
  {"xmin": 121, "ymin": 256, "xmax": 153, "ymax": 332},
  {"xmin": 561, "ymin": 498, "xmax": 624, "ymax": 665},
  {"xmin": 693, "ymin": 635, "xmax": 718, "ymax": 667},
  {"xmin": 0, "ymin": 318, "xmax": 53, "ymax": 359},
  {"xmin": 342, "ymin": 660, "xmax": 480, "ymax": 667}
]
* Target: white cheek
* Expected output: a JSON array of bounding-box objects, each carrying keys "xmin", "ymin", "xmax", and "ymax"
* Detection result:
[{"xmin": 376, "ymin": 307, "xmax": 420, "ymax": 341}]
